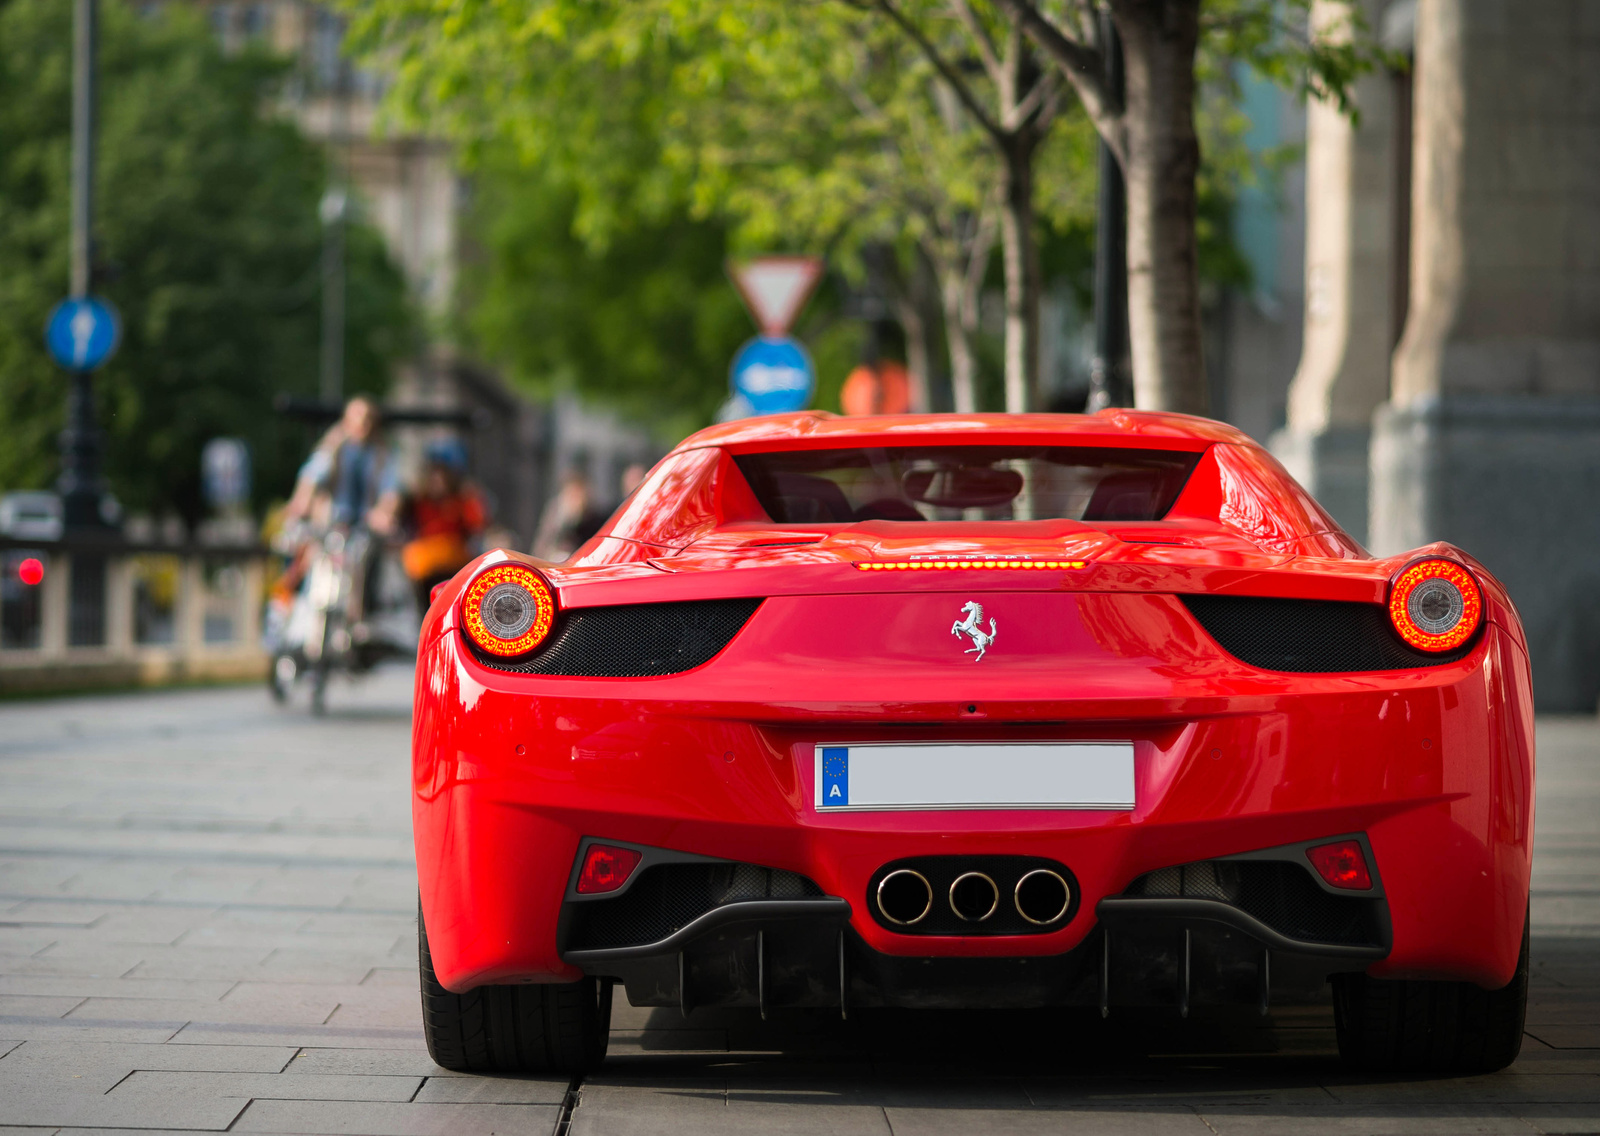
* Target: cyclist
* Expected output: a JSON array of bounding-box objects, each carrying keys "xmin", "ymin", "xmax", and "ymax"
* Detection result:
[{"xmin": 283, "ymin": 396, "xmax": 401, "ymax": 628}]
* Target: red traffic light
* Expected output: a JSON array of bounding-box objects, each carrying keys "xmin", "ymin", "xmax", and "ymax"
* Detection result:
[{"xmin": 17, "ymin": 558, "xmax": 44, "ymax": 586}]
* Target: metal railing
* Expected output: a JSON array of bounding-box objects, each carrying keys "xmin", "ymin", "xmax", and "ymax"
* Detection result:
[{"xmin": 0, "ymin": 534, "xmax": 268, "ymax": 695}]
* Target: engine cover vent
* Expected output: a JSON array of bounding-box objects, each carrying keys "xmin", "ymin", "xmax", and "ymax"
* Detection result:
[
  {"xmin": 471, "ymin": 597, "xmax": 762, "ymax": 677},
  {"xmin": 1181, "ymin": 595, "xmax": 1478, "ymax": 673}
]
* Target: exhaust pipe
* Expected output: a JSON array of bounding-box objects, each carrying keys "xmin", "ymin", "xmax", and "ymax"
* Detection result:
[
  {"xmin": 1014, "ymin": 869, "xmax": 1071, "ymax": 925},
  {"xmin": 949, "ymin": 871, "xmax": 999, "ymax": 922},
  {"xmin": 877, "ymin": 869, "xmax": 933, "ymax": 925}
]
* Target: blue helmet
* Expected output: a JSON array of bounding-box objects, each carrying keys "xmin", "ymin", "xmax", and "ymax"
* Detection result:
[{"xmin": 425, "ymin": 437, "xmax": 468, "ymax": 472}]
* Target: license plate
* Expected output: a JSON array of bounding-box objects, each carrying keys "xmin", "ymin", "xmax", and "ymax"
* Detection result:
[{"xmin": 813, "ymin": 742, "xmax": 1135, "ymax": 811}]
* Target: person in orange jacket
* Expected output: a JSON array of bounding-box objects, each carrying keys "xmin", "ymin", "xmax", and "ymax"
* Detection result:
[{"xmin": 401, "ymin": 439, "xmax": 488, "ymax": 613}]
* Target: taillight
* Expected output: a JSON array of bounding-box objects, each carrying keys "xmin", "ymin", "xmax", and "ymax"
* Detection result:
[
  {"xmin": 460, "ymin": 563, "xmax": 556, "ymax": 657},
  {"xmin": 576, "ymin": 844, "xmax": 642, "ymax": 894},
  {"xmin": 1388, "ymin": 558, "xmax": 1482, "ymax": 652},
  {"xmin": 1306, "ymin": 839, "xmax": 1373, "ymax": 890}
]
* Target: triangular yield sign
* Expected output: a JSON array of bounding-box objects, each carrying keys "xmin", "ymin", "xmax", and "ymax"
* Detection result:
[{"xmin": 728, "ymin": 257, "xmax": 824, "ymax": 336}]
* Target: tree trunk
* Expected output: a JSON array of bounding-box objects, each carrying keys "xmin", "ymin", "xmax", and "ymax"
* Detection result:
[
  {"xmin": 940, "ymin": 264, "xmax": 979, "ymax": 414},
  {"xmin": 1114, "ymin": 0, "xmax": 1207, "ymax": 414},
  {"xmin": 999, "ymin": 140, "xmax": 1042, "ymax": 413},
  {"xmin": 887, "ymin": 245, "xmax": 941, "ymax": 413},
  {"xmin": 931, "ymin": 209, "xmax": 994, "ymax": 415}
]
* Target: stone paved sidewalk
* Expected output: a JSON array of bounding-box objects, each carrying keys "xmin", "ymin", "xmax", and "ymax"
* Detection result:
[{"xmin": 0, "ymin": 672, "xmax": 1597, "ymax": 1135}]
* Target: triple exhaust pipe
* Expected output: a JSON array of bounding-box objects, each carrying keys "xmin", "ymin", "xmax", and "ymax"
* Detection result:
[{"xmin": 876, "ymin": 867, "xmax": 1072, "ymax": 927}]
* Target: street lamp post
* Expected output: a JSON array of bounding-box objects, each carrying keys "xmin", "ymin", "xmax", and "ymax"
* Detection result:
[
  {"xmin": 57, "ymin": 0, "xmax": 110, "ymax": 530},
  {"xmin": 319, "ymin": 50, "xmax": 350, "ymax": 407},
  {"xmin": 1087, "ymin": 7, "xmax": 1131, "ymax": 412},
  {"xmin": 320, "ymin": 185, "xmax": 347, "ymax": 406}
]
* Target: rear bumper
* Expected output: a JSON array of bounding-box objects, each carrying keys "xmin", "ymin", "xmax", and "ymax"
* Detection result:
[
  {"xmin": 412, "ymin": 600, "xmax": 1534, "ymax": 996},
  {"xmin": 552, "ymin": 836, "xmax": 1389, "ymax": 1012},
  {"xmin": 556, "ymin": 900, "xmax": 1382, "ymax": 1014}
]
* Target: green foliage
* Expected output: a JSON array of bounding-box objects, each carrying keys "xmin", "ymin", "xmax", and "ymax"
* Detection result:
[
  {"xmin": 1199, "ymin": 0, "xmax": 1398, "ymax": 121},
  {"xmin": 461, "ymin": 154, "xmax": 752, "ymax": 438},
  {"xmin": 0, "ymin": 0, "xmax": 413, "ymax": 519},
  {"xmin": 350, "ymin": 0, "xmax": 1103, "ymax": 418},
  {"xmin": 351, "ymin": 0, "xmax": 1369, "ymax": 422}
]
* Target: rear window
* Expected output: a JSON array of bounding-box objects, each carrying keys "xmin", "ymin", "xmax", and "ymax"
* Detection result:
[{"xmin": 732, "ymin": 445, "xmax": 1202, "ymax": 524}]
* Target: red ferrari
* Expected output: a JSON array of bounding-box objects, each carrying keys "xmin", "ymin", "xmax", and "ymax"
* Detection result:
[{"xmin": 412, "ymin": 411, "xmax": 1533, "ymax": 1076}]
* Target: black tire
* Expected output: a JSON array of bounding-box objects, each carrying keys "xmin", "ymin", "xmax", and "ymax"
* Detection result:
[
  {"xmin": 1333, "ymin": 914, "xmax": 1528, "ymax": 1074},
  {"xmin": 418, "ymin": 902, "xmax": 610, "ymax": 1074}
]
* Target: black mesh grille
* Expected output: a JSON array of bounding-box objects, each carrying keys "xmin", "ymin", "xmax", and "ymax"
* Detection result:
[
  {"xmin": 1182, "ymin": 595, "xmax": 1478, "ymax": 673},
  {"xmin": 473, "ymin": 597, "xmax": 762, "ymax": 677},
  {"xmin": 1126, "ymin": 860, "xmax": 1381, "ymax": 947},
  {"xmin": 566, "ymin": 863, "xmax": 825, "ymax": 951}
]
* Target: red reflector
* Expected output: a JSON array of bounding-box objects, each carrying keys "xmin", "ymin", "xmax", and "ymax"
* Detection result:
[
  {"xmin": 1306, "ymin": 840, "xmax": 1372, "ymax": 890},
  {"xmin": 576, "ymin": 844, "xmax": 642, "ymax": 894}
]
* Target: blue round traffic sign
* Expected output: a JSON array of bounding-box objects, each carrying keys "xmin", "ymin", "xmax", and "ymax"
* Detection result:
[
  {"xmin": 45, "ymin": 296, "xmax": 121, "ymax": 371},
  {"xmin": 730, "ymin": 336, "xmax": 815, "ymax": 416}
]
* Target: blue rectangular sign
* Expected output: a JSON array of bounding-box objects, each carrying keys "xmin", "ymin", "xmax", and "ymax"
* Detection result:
[{"xmin": 819, "ymin": 746, "xmax": 849, "ymax": 807}]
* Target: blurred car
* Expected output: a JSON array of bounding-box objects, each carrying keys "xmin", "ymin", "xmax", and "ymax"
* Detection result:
[
  {"xmin": 411, "ymin": 410, "xmax": 1533, "ymax": 1076},
  {"xmin": 0, "ymin": 491, "xmax": 63, "ymax": 541}
]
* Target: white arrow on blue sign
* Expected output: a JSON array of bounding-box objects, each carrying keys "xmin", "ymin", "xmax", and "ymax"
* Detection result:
[
  {"xmin": 730, "ymin": 336, "xmax": 815, "ymax": 416},
  {"xmin": 45, "ymin": 296, "xmax": 121, "ymax": 372}
]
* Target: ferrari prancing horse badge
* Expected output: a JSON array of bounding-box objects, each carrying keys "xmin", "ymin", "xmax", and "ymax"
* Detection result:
[{"xmin": 951, "ymin": 600, "xmax": 997, "ymax": 661}]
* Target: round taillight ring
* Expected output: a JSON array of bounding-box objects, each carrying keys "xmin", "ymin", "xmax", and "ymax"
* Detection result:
[
  {"xmin": 461, "ymin": 564, "xmax": 556, "ymax": 658},
  {"xmin": 1388, "ymin": 558, "xmax": 1482, "ymax": 652}
]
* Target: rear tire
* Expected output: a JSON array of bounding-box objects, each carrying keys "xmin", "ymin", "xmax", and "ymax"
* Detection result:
[
  {"xmin": 418, "ymin": 902, "xmax": 610, "ymax": 1074},
  {"xmin": 1333, "ymin": 915, "xmax": 1528, "ymax": 1074}
]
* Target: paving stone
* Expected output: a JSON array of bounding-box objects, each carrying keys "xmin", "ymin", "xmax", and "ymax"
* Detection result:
[
  {"xmin": 1324, "ymin": 1073, "xmax": 1600, "ymax": 1105},
  {"xmin": 231, "ymin": 1098, "xmax": 562, "ymax": 1134},
  {"xmin": 62, "ymin": 994, "xmax": 333, "ymax": 1026},
  {"xmin": 0, "ymin": 1017, "xmax": 181, "ymax": 1044},
  {"xmin": 170, "ymin": 1020, "xmax": 427, "ymax": 1049},
  {"xmin": 0, "ymin": 1038, "xmax": 296, "ymax": 1073},
  {"xmin": 883, "ymin": 1105, "xmax": 1211, "ymax": 1135},
  {"xmin": 251, "ymin": 950, "xmax": 394, "ymax": 985},
  {"xmin": 1511, "ymin": 1104, "xmax": 1600, "ymax": 1132},
  {"xmin": 608, "ymin": 1028, "xmax": 730, "ymax": 1055},
  {"xmin": 571, "ymin": 1078, "xmax": 895, "ymax": 1136},
  {"xmin": 113, "ymin": 1068, "xmax": 424, "ymax": 1102},
  {"xmin": 0, "ymin": 975, "xmax": 235, "ymax": 1000},
  {"xmin": 1528, "ymin": 1025, "xmax": 1600, "ymax": 1048},
  {"xmin": 0, "ymin": 995, "xmax": 84, "ymax": 1018},
  {"xmin": 1193, "ymin": 1107, "xmax": 1532, "ymax": 1134},
  {"xmin": 0, "ymin": 1076, "xmax": 250, "ymax": 1130},
  {"xmin": 283, "ymin": 1048, "xmax": 468, "ymax": 1078},
  {"xmin": 0, "ymin": 901, "xmax": 111, "ymax": 927},
  {"xmin": 412, "ymin": 1074, "xmax": 569, "ymax": 1104}
]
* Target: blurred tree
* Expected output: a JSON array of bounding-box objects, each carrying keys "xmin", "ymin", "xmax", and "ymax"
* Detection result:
[
  {"xmin": 0, "ymin": 0, "xmax": 413, "ymax": 521},
  {"xmin": 992, "ymin": 0, "xmax": 1386, "ymax": 414},
  {"xmin": 350, "ymin": 0, "xmax": 1098, "ymax": 414},
  {"xmin": 350, "ymin": 0, "xmax": 1336, "ymax": 424},
  {"xmin": 461, "ymin": 154, "xmax": 753, "ymax": 441}
]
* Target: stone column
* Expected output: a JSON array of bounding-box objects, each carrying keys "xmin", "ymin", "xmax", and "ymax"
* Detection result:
[
  {"xmin": 1371, "ymin": 0, "xmax": 1600, "ymax": 710},
  {"xmin": 1272, "ymin": 0, "xmax": 1400, "ymax": 545}
]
